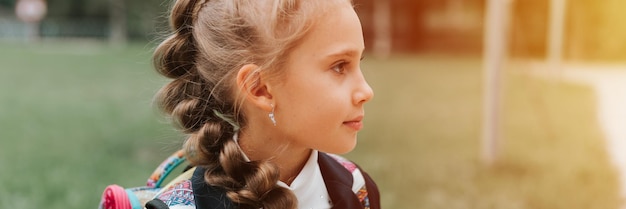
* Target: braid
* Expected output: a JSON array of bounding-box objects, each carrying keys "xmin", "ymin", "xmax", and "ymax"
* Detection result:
[
  {"xmin": 153, "ymin": 0, "xmax": 329, "ymax": 208},
  {"xmin": 218, "ymin": 141, "xmax": 296, "ymax": 209},
  {"xmin": 154, "ymin": 0, "xmax": 234, "ymax": 164},
  {"xmin": 153, "ymin": 0, "xmax": 201, "ymax": 79}
]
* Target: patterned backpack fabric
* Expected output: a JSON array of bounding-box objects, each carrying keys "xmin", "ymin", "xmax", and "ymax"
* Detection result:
[
  {"xmin": 99, "ymin": 150, "xmax": 190, "ymax": 209},
  {"xmin": 98, "ymin": 150, "xmax": 369, "ymax": 209}
]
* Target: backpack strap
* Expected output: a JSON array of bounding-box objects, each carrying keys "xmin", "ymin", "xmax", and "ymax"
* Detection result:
[
  {"xmin": 191, "ymin": 166, "xmax": 238, "ymax": 209},
  {"xmin": 145, "ymin": 199, "xmax": 169, "ymax": 209},
  {"xmin": 322, "ymin": 153, "xmax": 372, "ymax": 208},
  {"xmin": 147, "ymin": 150, "xmax": 186, "ymax": 188}
]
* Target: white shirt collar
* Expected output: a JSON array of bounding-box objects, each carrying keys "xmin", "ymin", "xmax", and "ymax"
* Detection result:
[{"xmin": 277, "ymin": 150, "xmax": 331, "ymax": 209}]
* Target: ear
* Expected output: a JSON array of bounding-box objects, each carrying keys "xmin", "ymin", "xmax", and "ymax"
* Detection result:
[{"xmin": 236, "ymin": 64, "xmax": 274, "ymax": 112}]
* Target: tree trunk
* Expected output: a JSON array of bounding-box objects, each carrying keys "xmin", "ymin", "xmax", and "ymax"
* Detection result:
[
  {"xmin": 109, "ymin": 0, "xmax": 127, "ymax": 45},
  {"xmin": 372, "ymin": 0, "xmax": 391, "ymax": 58},
  {"xmin": 482, "ymin": 0, "xmax": 512, "ymax": 166},
  {"xmin": 547, "ymin": 0, "xmax": 566, "ymax": 69}
]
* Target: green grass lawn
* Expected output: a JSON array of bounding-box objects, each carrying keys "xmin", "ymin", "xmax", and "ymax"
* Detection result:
[{"xmin": 0, "ymin": 42, "xmax": 621, "ymax": 209}]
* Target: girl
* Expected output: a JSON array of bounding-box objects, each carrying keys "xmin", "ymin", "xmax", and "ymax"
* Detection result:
[{"xmin": 152, "ymin": 0, "xmax": 379, "ymax": 208}]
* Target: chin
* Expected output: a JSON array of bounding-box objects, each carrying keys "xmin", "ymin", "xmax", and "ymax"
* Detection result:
[{"xmin": 326, "ymin": 139, "xmax": 357, "ymax": 154}]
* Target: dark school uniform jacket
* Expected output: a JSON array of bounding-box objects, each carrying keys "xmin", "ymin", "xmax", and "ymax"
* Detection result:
[{"xmin": 190, "ymin": 152, "xmax": 381, "ymax": 209}]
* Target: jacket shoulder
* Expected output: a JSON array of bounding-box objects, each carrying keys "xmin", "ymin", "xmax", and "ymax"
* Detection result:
[
  {"xmin": 318, "ymin": 152, "xmax": 381, "ymax": 209},
  {"xmin": 191, "ymin": 167, "xmax": 238, "ymax": 209}
]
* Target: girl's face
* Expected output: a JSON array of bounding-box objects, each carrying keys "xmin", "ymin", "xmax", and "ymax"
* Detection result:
[{"xmin": 271, "ymin": 2, "xmax": 374, "ymax": 154}]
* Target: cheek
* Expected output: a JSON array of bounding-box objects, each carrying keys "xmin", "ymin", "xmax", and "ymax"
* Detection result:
[
  {"xmin": 280, "ymin": 95, "xmax": 338, "ymax": 131},
  {"xmin": 277, "ymin": 71, "xmax": 346, "ymax": 127},
  {"xmin": 289, "ymin": 101, "xmax": 344, "ymax": 142}
]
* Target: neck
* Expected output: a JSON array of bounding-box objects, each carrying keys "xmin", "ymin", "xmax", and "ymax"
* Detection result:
[{"xmin": 237, "ymin": 128, "xmax": 312, "ymax": 185}]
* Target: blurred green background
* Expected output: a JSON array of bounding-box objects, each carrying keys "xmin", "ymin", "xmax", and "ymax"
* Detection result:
[
  {"xmin": 1, "ymin": 0, "xmax": 626, "ymax": 209},
  {"xmin": 0, "ymin": 43, "xmax": 621, "ymax": 209}
]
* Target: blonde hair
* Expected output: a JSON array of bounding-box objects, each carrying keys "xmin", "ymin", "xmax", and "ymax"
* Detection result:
[{"xmin": 152, "ymin": 0, "xmax": 348, "ymax": 208}]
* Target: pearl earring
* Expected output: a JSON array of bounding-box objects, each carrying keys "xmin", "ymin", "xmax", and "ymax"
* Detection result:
[{"xmin": 269, "ymin": 104, "xmax": 277, "ymax": 126}]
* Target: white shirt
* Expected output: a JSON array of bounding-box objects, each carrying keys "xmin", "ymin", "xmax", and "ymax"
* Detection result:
[{"xmin": 277, "ymin": 150, "xmax": 332, "ymax": 209}]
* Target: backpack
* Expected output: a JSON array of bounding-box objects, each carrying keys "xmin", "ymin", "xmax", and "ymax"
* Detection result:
[{"xmin": 98, "ymin": 150, "xmax": 370, "ymax": 209}]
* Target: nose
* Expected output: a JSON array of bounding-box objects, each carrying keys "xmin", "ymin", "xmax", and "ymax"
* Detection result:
[{"xmin": 353, "ymin": 71, "xmax": 374, "ymax": 105}]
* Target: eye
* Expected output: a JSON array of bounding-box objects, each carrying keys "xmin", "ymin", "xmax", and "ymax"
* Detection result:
[{"xmin": 331, "ymin": 61, "xmax": 347, "ymax": 74}]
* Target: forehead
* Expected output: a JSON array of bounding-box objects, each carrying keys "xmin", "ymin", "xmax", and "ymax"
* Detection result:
[{"xmin": 291, "ymin": 2, "xmax": 364, "ymax": 60}]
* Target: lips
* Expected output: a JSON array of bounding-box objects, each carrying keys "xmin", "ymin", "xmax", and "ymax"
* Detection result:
[{"xmin": 343, "ymin": 115, "xmax": 364, "ymax": 131}]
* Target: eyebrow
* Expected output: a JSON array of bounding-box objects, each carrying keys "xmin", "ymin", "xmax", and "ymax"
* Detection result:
[{"xmin": 323, "ymin": 48, "xmax": 364, "ymax": 60}]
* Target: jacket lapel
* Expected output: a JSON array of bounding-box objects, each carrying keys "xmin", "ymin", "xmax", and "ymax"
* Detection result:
[{"xmin": 318, "ymin": 152, "xmax": 362, "ymax": 209}]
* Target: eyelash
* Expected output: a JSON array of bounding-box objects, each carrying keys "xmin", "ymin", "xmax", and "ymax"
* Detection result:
[
  {"xmin": 331, "ymin": 61, "xmax": 348, "ymax": 74},
  {"xmin": 331, "ymin": 56, "xmax": 363, "ymax": 74}
]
